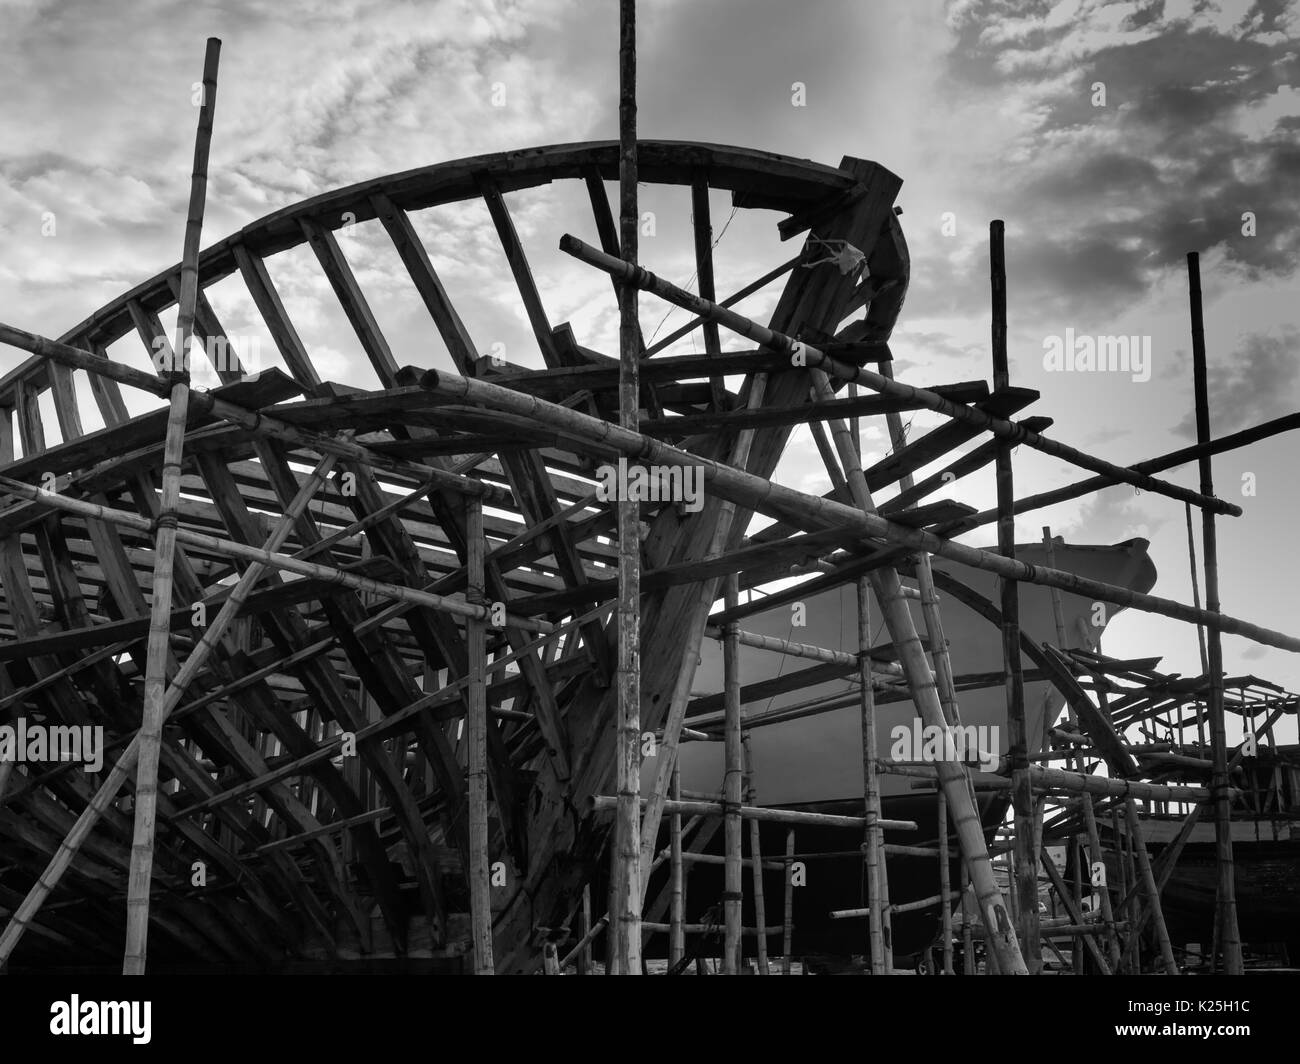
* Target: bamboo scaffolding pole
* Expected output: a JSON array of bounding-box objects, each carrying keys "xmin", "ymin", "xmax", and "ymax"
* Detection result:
[
  {"xmin": 466, "ymin": 496, "xmax": 493, "ymax": 974},
  {"xmin": 0, "ymin": 477, "xmax": 552, "ymax": 634},
  {"xmin": 880, "ymin": 358, "xmax": 964, "ymax": 977},
  {"xmin": 610, "ymin": 0, "xmax": 642, "ymax": 977},
  {"xmin": 782, "ymin": 828, "xmax": 794, "ymax": 974},
  {"xmin": 960, "ymin": 867, "xmax": 973, "ymax": 974},
  {"xmin": 803, "ymin": 365, "xmax": 1026, "ymax": 974},
  {"xmin": 413, "ymin": 370, "xmax": 1300, "ymax": 652},
  {"xmin": 595, "ymin": 796, "xmax": 914, "ymax": 831},
  {"xmin": 990, "ymin": 221, "xmax": 1040, "ymax": 974},
  {"xmin": 722, "ymin": 572, "xmax": 743, "ymax": 974},
  {"xmin": 857, "ymin": 576, "xmax": 887, "ymax": 974},
  {"xmin": 742, "ymin": 733, "xmax": 770, "ymax": 975},
  {"xmin": 1124, "ymin": 799, "xmax": 1178, "ymax": 975},
  {"xmin": 557, "ymin": 234, "xmax": 1239, "ymax": 517},
  {"xmin": 0, "ymin": 448, "xmax": 336, "ymax": 965},
  {"xmin": 637, "ymin": 375, "xmax": 768, "ymax": 885},
  {"xmin": 1188, "ymin": 252, "xmax": 1243, "ymax": 976},
  {"xmin": 579, "ymin": 886, "xmax": 593, "ymax": 975},
  {"xmin": 560, "ymin": 913, "xmax": 609, "ymax": 970},
  {"xmin": 669, "ymin": 763, "xmax": 685, "ymax": 966},
  {"xmin": 938, "ymin": 789, "xmax": 953, "ymax": 975},
  {"xmin": 962, "ymin": 411, "xmax": 1300, "ymax": 532},
  {"xmin": 123, "ymin": 36, "xmax": 220, "ymax": 977}
]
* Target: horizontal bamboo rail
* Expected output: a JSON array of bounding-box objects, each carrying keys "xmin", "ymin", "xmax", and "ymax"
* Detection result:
[
  {"xmin": 557, "ymin": 235, "xmax": 1240, "ymax": 517},
  {"xmin": 415, "ymin": 369, "xmax": 1300, "ymax": 652},
  {"xmin": 590, "ymin": 795, "xmax": 916, "ymax": 832}
]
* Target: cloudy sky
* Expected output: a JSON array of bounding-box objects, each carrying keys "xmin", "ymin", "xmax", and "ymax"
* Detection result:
[{"xmin": 1, "ymin": 0, "xmax": 1297, "ymax": 741}]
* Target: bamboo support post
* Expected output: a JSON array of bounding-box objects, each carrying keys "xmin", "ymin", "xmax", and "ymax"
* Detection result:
[
  {"xmin": 637, "ymin": 375, "xmax": 768, "ymax": 884},
  {"xmin": 610, "ymin": 0, "xmax": 642, "ymax": 977},
  {"xmin": 467, "ymin": 496, "xmax": 493, "ymax": 974},
  {"xmin": 123, "ymin": 36, "xmax": 220, "ymax": 977},
  {"xmin": 1124, "ymin": 799, "xmax": 1178, "ymax": 975},
  {"xmin": 742, "ymin": 733, "xmax": 770, "ymax": 975},
  {"xmin": 938, "ymin": 789, "xmax": 953, "ymax": 975},
  {"xmin": 960, "ymin": 866, "xmax": 973, "ymax": 974},
  {"xmin": 803, "ymin": 366, "xmax": 1026, "ymax": 973},
  {"xmin": 722, "ymin": 572, "xmax": 743, "ymax": 974},
  {"xmin": 669, "ymin": 764, "xmax": 685, "ymax": 966},
  {"xmin": 857, "ymin": 576, "xmax": 887, "ymax": 974},
  {"xmin": 782, "ymin": 828, "xmax": 794, "ymax": 975},
  {"xmin": 990, "ymin": 221, "xmax": 1040, "ymax": 974},
  {"xmin": 1188, "ymin": 251, "xmax": 1243, "ymax": 975}
]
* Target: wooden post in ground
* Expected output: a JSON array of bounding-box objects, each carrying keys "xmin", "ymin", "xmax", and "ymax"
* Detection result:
[
  {"xmin": 857, "ymin": 576, "xmax": 887, "ymax": 974},
  {"xmin": 723, "ymin": 572, "xmax": 743, "ymax": 974},
  {"xmin": 611, "ymin": 0, "xmax": 642, "ymax": 975},
  {"xmin": 1187, "ymin": 251, "xmax": 1243, "ymax": 975},
  {"xmin": 961, "ymin": 865, "xmax": 974, "ymax": 974},
  {"xmin": 743, "ymin": 732, "xmax": 770, "ymax": 974},
  {"xmin": 669, "ymin": 763, "xmax": 685, "ymax": 967},
  {"xmin": 578, "ymin": 886, "xmax": 593, "ymax": 975},
  {"xmin": 938, "ymin": 789, "xmax": 953, "ymax": 975},
  {"xmin": 805, "ymin": 367, "xmax": 1026, "ymax": 974},
  {"xmin": 466, "ymin": 496, "xmax": 493, "ymax": 974},
  {"xmin": 782, "ymin": 828, "xmax": 795, "ymax": 974},
  {"xmin": 123, "ymin": 36, "xmax": 220, "ymax": 976},
  {"xmin": 990, "ymin": 219, "xmax": 1039, "ymax": 974},
  {"xmin": 1124, "ymin": 799, "xmax": 1179, "ymax": 975}
]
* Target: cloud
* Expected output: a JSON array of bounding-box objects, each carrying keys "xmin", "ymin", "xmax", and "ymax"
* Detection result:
[{"xmin": 1173, "ymin": 326, "xmax": 1300, "ymax": 436}]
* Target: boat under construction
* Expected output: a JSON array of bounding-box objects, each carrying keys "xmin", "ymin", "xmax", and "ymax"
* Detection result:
[{"xmin": 0, "ymin": 27, "xmax": 1297, "ymax": 979}]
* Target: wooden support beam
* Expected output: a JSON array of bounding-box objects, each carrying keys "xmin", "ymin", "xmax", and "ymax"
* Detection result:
[
  {"xmin": 124, "ymin": 36, "xmax": 220, "ymax": 976},
  {"xmin": 1188, "ymin": 251, "xmax": 1242, "ymax": 975},
  {"xmin": 466, "ymin": 497, "xmax": 493, "ymax": 974},
  {"xmin": 991, "ymin": 220, "xmax": 1040, "ymax": 973}
]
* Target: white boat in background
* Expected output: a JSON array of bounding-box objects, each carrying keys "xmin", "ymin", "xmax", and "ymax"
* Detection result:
[
  {"xmin": 644, "ymin": 537, "xmax": 1157, "ymax": 960},
  {"xmin": 675, "ymin": 537, "xmax": 1157, "ymax": 804}
]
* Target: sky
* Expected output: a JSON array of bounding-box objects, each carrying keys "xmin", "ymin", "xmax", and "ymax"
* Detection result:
[{"xmin": 0, "ymin": 0, "xmax": 1297, "ymax": 742}]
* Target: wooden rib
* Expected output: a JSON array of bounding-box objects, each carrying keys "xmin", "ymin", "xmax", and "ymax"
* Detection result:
[{"xmin": 476, "ymin": 175, "xmax": 561, "ymax": 368}]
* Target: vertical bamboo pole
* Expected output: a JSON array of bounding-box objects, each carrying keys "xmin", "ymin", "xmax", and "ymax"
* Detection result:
[
  {"xmin": 1188, "ymin": 251, "xmax": 1242, "ymax": 975},
  {"xmin": 990, "ymin": 220, "xmax": 1040, "ymax": 974},
  {"xmin": 807, "ymin": 368, "xmax": 1026, "ymax": 974},
  {"xmin": 960, "ymin": 865, "xmax": 974, "ymax": 974},
  {"xmin": 938, "ymin": 789, "xmax": 953, "ymax": 975},
  {"xmin": 122, "ymin": 36, "xmax": 220, "ymax": 976},
  {"xmin": 637, "ymin": 375, "xmax": 766, "ymax": 884},
  {"xmin": 612, "ymin": 0, "xmax": 642, "ymax": 975},
  {"xmin": 1044, "ymin": 528, "xmax": 1086, "ymax": 970},
  {"xmin": 857, "ymin": 576, "xmax": 887, "ymax": 974},
  {"xmin": 743, "ymin": 733, "xmax": 770, "ymax": 975},
  {"xmin": 669, "ymin": 763, "xmax": 685, "ymax": 967},
  {"xmin": 578, "ymin": 886, "xmax": 593, "ymax": 975},
  {"xmin": 1125, "ymin": 799, "xmax": 1179, "ymax": 975},
  {"xmin": 723, "ymin": 572, "xmax": 743, "ymax": 974},
  {"xmin": 782, "ymin": 828, "xmax": 795, "ymax": 975},
  {"xmin": 467, "ymin": 496, "xmax": 493, "ymax": 974}
]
